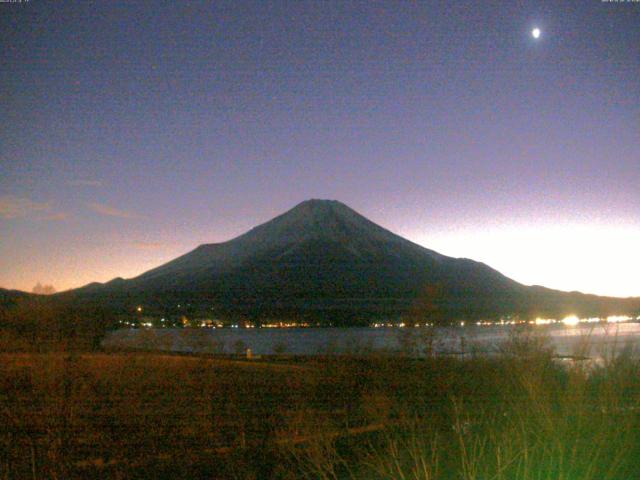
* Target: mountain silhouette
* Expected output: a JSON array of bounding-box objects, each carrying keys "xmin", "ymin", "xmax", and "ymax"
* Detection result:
[{"xmin": 71, "ymin": 199, "xmax": 638, "ymax": 324}]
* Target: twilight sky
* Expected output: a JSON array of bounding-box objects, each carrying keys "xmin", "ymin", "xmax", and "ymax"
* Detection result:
[{"xmin": 1, "ymin": 1, "xmax": 639, "ymax": 297}]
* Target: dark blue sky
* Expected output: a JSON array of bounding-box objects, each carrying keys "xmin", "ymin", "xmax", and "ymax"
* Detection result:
[{"xmin": 1, "ymin": 0, "xmax": 639, "ymax": 295}]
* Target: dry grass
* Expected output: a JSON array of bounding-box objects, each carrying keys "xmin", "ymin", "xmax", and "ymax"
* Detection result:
[
  {"xmin": 0, "ymin": 328, "xmax": 639, "ymax": 479},
  {"xmin": 0, "ymin": 352, "xmax": 316, "ymax": 479}
]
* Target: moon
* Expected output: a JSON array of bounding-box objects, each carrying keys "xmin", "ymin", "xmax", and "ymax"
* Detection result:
[{"xmin": 532, "ymin": 27, "xmax": 541, "ymax": 39}]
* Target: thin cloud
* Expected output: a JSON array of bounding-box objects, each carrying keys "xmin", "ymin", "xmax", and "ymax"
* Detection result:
[
  {"xmin": 133, "ymin": 241, "xmax": 164, "ymax": 250},
  {"xmin": 88, "ymin": 202, "xmax": 138, "ymax": 219},
  {"xmin": 68, "ymin": 179, "xmax": 103, "ymax": 187},
  {"xmin": 0, "ymin": 195, "xmax": 51, "ymax": 219}
]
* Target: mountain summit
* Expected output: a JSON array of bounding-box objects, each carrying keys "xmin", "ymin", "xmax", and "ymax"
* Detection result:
[
  {"xmin": 236, "ymin": 199, "xmax": 437, "ymax": 250},
  {"xmin": 76, "ymin": 200, "xmax": 638, "ymax": 324},
  {"xmin": 138, "ymin": 199, "xmax": 446, "ymax": 283}
]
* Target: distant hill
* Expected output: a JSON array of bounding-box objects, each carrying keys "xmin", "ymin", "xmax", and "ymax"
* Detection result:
[
  {"xmin": 0, "ymin": 288, "xmax": 35, "ymax": 321},
  {"xmin": 0, "ymin": 288, "xmax": 33, "ymax": 305},
  {"xmin": 65, "ymin": 199, "xmax": 639, "ymax": 324}
]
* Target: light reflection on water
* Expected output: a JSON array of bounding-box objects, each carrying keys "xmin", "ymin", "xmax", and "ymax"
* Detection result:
[{"xmin": 103, "ymin": 322, "xmax": 640, "ymax": 360}]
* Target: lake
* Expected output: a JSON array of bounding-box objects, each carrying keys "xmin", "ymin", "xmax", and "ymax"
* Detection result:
[{"xmin": 103, "ymin": 322, "xmax": 640, "ymax": 360}]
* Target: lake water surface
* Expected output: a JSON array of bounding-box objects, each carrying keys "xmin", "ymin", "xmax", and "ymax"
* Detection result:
[{"xmin": 103, "ymin": 322, "xmax": 640, "ymax": 360}]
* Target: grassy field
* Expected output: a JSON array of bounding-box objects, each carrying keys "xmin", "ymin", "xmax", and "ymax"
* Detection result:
[{"xmin": 1, "ymin": 332, "xmax": 639, "ymax": 479}]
